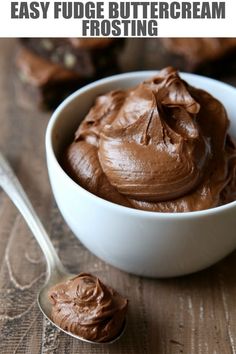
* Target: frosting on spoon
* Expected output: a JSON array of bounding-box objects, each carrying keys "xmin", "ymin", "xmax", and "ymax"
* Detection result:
[{"xmin": 49, "ymin": 273, "xmax": 128, "ymax": 342}]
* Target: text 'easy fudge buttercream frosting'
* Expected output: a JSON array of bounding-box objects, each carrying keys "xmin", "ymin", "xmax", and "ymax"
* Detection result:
[{"xmin": 63, "ymin": 67, "xmax": 236, "ymax": 212}]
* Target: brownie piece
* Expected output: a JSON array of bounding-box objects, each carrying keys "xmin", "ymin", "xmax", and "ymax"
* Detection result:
[
  {"xmin": 15, "ymin": 38, "xmax": 125, "ymax": 110},
  {"xmin": 19, "ymin": 38, "xmax": 124, "ymax": 78},
  {"xmin": 15, "ymin": 48, "xmax": 89, "ymax": 110},
  {"xmin": 159, "ymin": 38, "xmax": 236, "ymax": 77}
]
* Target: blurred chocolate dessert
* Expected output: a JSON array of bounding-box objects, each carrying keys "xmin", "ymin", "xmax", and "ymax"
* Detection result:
[
  {"xmin": 160, "ymin": 38, "xmax": 236, "ymax": 77},
  {"xmin": 15, "ymin": 38, "xmax": 124, "ymax": 110}
]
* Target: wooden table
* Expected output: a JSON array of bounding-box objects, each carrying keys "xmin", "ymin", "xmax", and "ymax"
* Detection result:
[{"xmin": 1, "ymin": 38, "xmax": 236, "ymax": 354}]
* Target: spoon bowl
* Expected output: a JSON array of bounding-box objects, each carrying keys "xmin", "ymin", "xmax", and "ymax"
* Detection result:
[{"xmin": 0, "ymin": 152, "xmax": 126, "ymax": 344}]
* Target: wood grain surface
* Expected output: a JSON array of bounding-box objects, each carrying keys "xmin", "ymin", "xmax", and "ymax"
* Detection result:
[{"xmin": 1, "ymin": 38, "xmax": 236, "ymax": 354}]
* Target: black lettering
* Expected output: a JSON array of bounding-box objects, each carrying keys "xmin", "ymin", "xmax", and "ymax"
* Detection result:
[
  {"xmin": 120, "ymin": 2, "xmax": 130, "ymax": 19},
  {"xmin": 150, "ymin": 2, "xmax": 158, "ymax": 19},
  {"xmin": 97, "ymin": 2, "xmax": 104, "ymax": 19},
  {"xmin": 170, "ymin": 2, "xmax": 181, "ymax": 19},
  {"xmin": 90, "ymin": 19, "xmax": 100, "ymax": 35},
  {"xmin": 200, "ymin": 2, "xmax": 210, "ymax": 18},
  {"xmin": 19, "ymin": 2, "xmax": 29, "ymax": 19},
  {"xmin": 212, "ymin": 1, "xmax": 225, "ymax": 18},
  {"xmin": 109, "ymin": 2, "xmax": 119, "ymax": 18},
  {"xmin": 29, "ymin": 2, "xmax": 40, "ymax": 19},
  {"xmin": 62, "ymin": 2, "xmax": 72, "ymax": 19},
  {"xmin": 85, "ymin": 2, "xmax": 95, "ymax": 19},
  {"xmin": 159, "ymin": 2, "xmax": 169, "ymax": 19},
  {"xmin": 141, "ymin": 2, "xmax": 149, "ymax": 18},
  {"xmin": 82, "ymin": 19, "xmax": 90, "ymax": 35},
  {"xmin": 121, "ymin": 20, "xmax": 130, "ymax": 36},
  {"xmin": 148, "ymin": 20, "xmax": 158, "ymax": 36},
  {"xmin": 111, "ymin": 20, "xmax": 121, "ymax": 35},
  {"xmin": 54, "ymin": 2, "xmax": 62, "ymax": 18},
  {"xmin": 131, "ymin": 19, "xmax": 136, "ymax": 35},
  {"xmin": 41, "ymin": 2, "xmax": 49, "ymax": 18},
  {"xmin": 131, "ymin": 2, "xmax": 139, "ymax": 18},
  {"xmin": 137, "ymin": 20, "xmax": 146, "ymax": 36},
  {"xmin": 11, "ymin": 2, "xmax": 19, "ymax": 18},
  {"xmin": 74, "ymin": 2, "xmax": 83, "ymax": 18},
  {"xmin": 192, "ymin": 2, "xmax": 201, "ymax": 18},
  {"xmin": 101, "ymin": 20, "xmax": 110, "ymax": 36},
  {"xmin": 182, "ymin": 2, "xmax": 192, "ymax": 19}
]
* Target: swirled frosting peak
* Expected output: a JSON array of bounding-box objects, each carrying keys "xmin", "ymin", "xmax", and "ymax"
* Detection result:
[
  {"xmin": 99, "ymin": 67, "xmax": 209, "ymax": 202},
  {"xmin": 48, "ymin": 273, "xmax": 128, "ymax": 342},
  {"xmin": 64, "ymin": 67, "xmax": 236, "ymax": 212}
]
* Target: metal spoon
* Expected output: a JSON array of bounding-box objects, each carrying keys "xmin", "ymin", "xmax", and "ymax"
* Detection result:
[{"xmin": 0, "ymin": 152, "xmax": 125, "ymax": 344}]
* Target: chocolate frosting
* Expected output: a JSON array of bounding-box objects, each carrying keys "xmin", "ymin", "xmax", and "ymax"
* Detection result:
[
  {"xmin": 64, "ymin": 67, "xmax": 236, "ymax": 212},
  {"xmin": 48, "ymin": 273, "xmax": 128, "ymax": 342}
]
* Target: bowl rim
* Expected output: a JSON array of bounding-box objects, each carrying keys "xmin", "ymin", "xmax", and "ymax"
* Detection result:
[{"xmin": 45, "ymin": 70, "xmax": 236, "ymax": 220}]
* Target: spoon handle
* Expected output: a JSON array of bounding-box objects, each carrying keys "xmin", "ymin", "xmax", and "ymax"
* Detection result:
[{"xmin": 0, "ymin": 152, "xmax": 65, "ymax": 275}]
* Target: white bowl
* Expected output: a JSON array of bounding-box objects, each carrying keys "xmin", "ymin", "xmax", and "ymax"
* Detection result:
[{"xmin": 46, "ymin": 71, "xmax": 236, "ymax": 278}]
